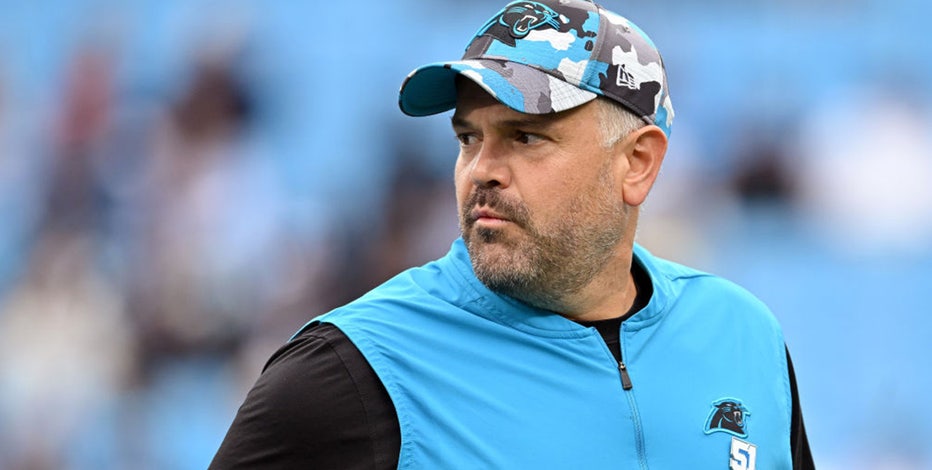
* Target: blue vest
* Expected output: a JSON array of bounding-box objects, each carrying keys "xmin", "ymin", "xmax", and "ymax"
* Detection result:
[{"xmin": 306, "ymin": 239, "xmax": 792, "ymax": 469}]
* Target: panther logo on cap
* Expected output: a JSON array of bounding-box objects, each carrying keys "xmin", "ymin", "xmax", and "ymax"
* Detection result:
[
  {"xmin": 705, "ymin": 399, "xmax": 751, "ymax": 438},
  {"xmin": 475, "ymin": 1, "xmax": 562, "ymax": 46}
]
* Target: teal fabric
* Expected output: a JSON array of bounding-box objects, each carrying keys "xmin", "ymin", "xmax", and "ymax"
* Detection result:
[{"xmin": 302, "ymin": 239, "xmax": 792, "ymax": 468}]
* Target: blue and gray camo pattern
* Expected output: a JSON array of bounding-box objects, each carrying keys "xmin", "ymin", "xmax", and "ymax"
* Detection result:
[{"xmin": 399, "ymin": 0, "xmax": 675, "ymax": 137}]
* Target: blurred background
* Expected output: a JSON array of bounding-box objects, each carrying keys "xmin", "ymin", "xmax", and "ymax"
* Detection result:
[{"xmin": 0, "ymin": 0, "xmax": 930, "ymax": 468}]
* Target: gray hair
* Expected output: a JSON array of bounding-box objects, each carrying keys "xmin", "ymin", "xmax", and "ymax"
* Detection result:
[{"xmin": 595, "ymin": 98, "xmax": 646, "ymax": 149}]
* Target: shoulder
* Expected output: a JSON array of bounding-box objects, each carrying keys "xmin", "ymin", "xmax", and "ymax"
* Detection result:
[
  {"xmin": 258, "ymin": 323, "xmax": 389, "ymax": 430},
  {"xmin": 267, "ymin": 321, "xmax": 356, "ymax": 371},
  {"xmin": 309, "ymin": 255, "xmax": 482, "ymax": 338},
  {"xmin": 210, "ymin": 323, "xmax": 400, "ymax": 469},
  {"xmin": 634, "ymin": 244, "xmax": 781, "ymax": 330}
]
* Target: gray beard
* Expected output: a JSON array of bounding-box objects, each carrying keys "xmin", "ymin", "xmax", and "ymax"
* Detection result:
[{"xmin": 461, "ymin": 166, "xmax": 626, "ymax": 313}]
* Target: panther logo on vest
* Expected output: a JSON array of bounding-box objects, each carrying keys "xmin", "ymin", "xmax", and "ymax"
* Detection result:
[
  {"xmin": 475, "ymin": 1, "xmax": 562, "ymax": 47},
  {"xmin": 704, "ymin": 398, "xmax": 751, "ymax": 438}
]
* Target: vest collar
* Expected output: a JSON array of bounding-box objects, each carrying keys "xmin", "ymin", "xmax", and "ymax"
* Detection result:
[{"xmin": 442, "ymin": 238, "xmax": 670, "ymax": 337}]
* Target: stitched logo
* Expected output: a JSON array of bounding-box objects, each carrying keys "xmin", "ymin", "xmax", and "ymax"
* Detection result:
[
  {"xmin": 616, "ymin": 63, "xmax": 639, "ymax": 90},
  {"xmin": 705, "ymin": 398, "xmax": 751, "ymax": 438},
  {"xmin": 475, "ymin": 1, "xmax": 562, "ymax": 46}
]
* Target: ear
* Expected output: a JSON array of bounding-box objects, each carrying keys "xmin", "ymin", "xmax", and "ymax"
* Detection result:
[{"xmin": 618, "ymin": 125, "xmax": 667, "ymax": 207}]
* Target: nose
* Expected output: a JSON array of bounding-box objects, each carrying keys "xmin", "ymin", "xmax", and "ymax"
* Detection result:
[{"xmin": 468, "ymin": 139, "xmax": 512, "ymax": 189}]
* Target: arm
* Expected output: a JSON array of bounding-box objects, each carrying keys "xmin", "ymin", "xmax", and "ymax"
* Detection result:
[
  {"xmin": 209, "ymin": 323, "xmax": 400, "ymax": 469},
  {"xmin": 787, "ymin": 347, "xmax": 815, "ymax": 469}
]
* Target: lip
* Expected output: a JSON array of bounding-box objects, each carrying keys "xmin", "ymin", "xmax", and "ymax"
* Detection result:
[{"xmin": 471, "ymin": 207, "xmax": 512, "ymax": 226}]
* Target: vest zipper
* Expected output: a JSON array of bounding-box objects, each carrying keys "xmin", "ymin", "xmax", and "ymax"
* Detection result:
[
  {"xmin": 619, "ymin": 326, "xmax": 648, "ymax": 470},
  {"xmin": 618, "ymin": 361, "xmax": 633, "ymax": 390}
]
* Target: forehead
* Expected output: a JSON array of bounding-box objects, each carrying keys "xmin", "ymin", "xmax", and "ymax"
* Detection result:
[{"xmin": 453, "ymin": 78, "xmax": 500, "ymax": 112}]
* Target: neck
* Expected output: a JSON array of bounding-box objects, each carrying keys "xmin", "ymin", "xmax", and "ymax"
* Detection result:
[
  {"xmin": 558, "ymin": 244, "xmax": 638, "ymax": 322},
  {"xmin": 552, "ymin": 208, "xmax": 641, "ymax": 322}
]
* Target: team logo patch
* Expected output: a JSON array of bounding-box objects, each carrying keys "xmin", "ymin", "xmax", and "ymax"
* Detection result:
[
  {"xmin": 704, "ymin": 398, "xmax": 751, "ymax": 438},
  {"xmin": 476, "ymin": 1, "xmax": 562, "ymax": 46}
]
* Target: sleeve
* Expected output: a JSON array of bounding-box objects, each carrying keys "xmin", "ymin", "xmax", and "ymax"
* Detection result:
[
  {"xmin": 209, "ymin": 322, "xmax": 400, "ymax": 470},
  {"xmin": 787, "ymin": 346, "xmax": 816, "ymax": 470}
]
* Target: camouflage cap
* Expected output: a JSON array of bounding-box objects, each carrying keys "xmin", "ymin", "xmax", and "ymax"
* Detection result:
[{"xmin": 398, "ymin": 0, "xmax": 674, "ymax": 136}]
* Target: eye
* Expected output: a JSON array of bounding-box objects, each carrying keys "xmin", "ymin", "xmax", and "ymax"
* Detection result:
[
  {"xmin": 515, "ymin": 131, "xmax": 544, "ymax": 145},
  {"xmin": 456, "ymin": 133, "xmax": 479, "ymax": 146}
]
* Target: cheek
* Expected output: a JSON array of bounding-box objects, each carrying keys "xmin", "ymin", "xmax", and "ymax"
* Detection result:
[{"xmin": 453, "ymin": 160, "xmax": 471, "ymax": 211}]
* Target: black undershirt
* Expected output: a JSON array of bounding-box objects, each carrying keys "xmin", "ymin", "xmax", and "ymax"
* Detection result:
[
  {"xmin": 575, "ymin": 259, "xmax": 652, "ymax": 363},
  {"xmin": 210, "ymin": 263, "xmax": 813, "ymax": 469}
]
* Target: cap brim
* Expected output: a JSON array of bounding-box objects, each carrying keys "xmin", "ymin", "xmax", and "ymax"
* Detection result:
[{"xmin": 399, "ymin": 59, "xmax": 597, "ymax": 117}]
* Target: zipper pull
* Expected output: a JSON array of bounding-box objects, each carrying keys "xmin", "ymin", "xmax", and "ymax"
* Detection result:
[{"xmin": 618, "ymin": 362, "xmax": 633, "ymax": 390}]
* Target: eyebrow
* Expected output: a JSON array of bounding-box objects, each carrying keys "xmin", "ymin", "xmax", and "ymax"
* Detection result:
[
  {"xmin": 450, "ymin": 114, "xmax": 555, "ymax": 130},
  {"xmin": 450, "ymin": 116, "xmax": 471, "ymax": 129}
]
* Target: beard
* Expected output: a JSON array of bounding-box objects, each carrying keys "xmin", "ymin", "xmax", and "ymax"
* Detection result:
[{"xmin": 459, "ymin": 163, "xmax": 628, "ymax": 313}]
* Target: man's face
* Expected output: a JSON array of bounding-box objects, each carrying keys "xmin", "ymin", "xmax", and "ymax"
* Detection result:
[{"xmin": 452, "ymin": 80, "xmax": 630, "ymax": 312}]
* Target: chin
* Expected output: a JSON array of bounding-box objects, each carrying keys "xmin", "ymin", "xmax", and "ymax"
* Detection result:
[
  {"xmin": 467, "ymin": 235, "xmax": 531, "ymax": 275},
  {"xmin": 467, "ymin": 233, "xmax": 509, "ymax": 259},
  {"xmin": 466, "ymin": 225, "xmax": 521, "ymax": 251}
]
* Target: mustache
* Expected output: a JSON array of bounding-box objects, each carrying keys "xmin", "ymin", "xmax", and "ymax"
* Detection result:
[{"xmin": 462, "ymin": 189, "xmax": 530, "ymax": 227}]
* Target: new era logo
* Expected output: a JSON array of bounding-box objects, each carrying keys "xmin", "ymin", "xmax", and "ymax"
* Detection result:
[{"xmin": 616, "ymin": 64, "xmax": 639, "ymax": 90}]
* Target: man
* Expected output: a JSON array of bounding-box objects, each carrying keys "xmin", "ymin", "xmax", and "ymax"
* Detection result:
[{"xmin": 211, "ymin": 0, "xmax": 814, "ymax": 468}]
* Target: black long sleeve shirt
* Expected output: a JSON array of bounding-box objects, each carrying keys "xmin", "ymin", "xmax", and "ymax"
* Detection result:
[{"xmin": 211, "ymin": 264, "xmax": 814, "ymax": 469}]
